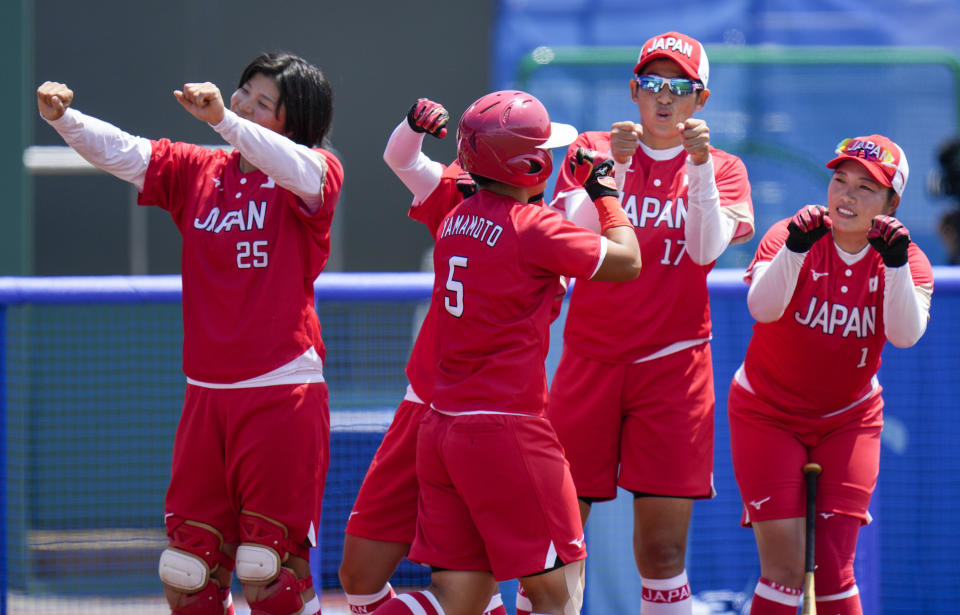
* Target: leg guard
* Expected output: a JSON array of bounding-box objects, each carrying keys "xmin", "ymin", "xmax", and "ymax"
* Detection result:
[
  {"xmin": 246, "ymin": 568, "xmax": 318, "ymax": 615},
  {"xmin": 160, "ymin": 517, "xmax": 235, "ymax": 593},
  {"xmin": 170, "ymin": 581, "xmax": 233, "ymax": 615},
  {"xmin": 236, "ymin": 510, "xmax": 310, "ymax": 585}
]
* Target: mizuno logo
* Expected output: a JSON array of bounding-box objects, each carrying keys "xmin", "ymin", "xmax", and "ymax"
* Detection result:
[
  {"xmin": 569, "ymin": 536, "xmax": 585, "ymax": 549},
  {"xmin": 750, "ymin": 497, "xmax": 771, "ymax": 510},
  {"xmin": 819, "ymin": 512, "xmax": 835, "ymax": 519},
  {"xmin": 811, "ymin": 271, "xmax": 829, "ymax": 281}
]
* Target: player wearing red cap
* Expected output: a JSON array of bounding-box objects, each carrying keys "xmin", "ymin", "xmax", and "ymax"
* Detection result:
[
  {"xmin": 339, "ymin": 99, "xmax": 505, "ymax": 615},
  {"xmin": 729, "ymin": 135, "xmax": 932, "ymax": 615},
  {"xmin": 371, "ymin": 90, "xmax": 641, "ymax": 615},
  {"xmin": 38, "ymin": 52, "xmax": 342, "ymax": 615},
  {"xmin": 545, "ymin": 31, "xmax": 754, "ymax": 614}
]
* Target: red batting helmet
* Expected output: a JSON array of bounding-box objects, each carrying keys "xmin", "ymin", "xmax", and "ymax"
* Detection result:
[{"xmin": 457, "ymin": 90, "xmax": 578, "ymax": 187}]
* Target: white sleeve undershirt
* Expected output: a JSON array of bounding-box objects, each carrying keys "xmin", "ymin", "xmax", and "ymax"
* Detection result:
[
  {"xmin": 882, "ymin": 264, "xmax": 930, "ymax": 348},
  {"xmin": 746, "ymin": 247, "xmax": 806, "ymax": 323},
  {"xmin": 47, "ymin": 107, "xmax": 329, "ymax": 212},
  {"xmin": 44, "ymin": 107, "xmax": 152, "ymax": 191},
  {"xmin": 382, "ymin": 119, "xmax": 444, "ymax": 204},
  {"xmin": 684, "ymin": 155, "xmax": 736, "ymax": 265},
  {"xmin": 748, "ymin": 244, "xmax": 931, "ymax": 347},
  {"xmin": 210, "ymin": 109, "xmax": 328, "ymax": 212}
]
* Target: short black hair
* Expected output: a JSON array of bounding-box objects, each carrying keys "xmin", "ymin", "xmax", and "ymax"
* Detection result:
[
  {"xmin": 238, "ymin": 52, "xmax": 334, "ymax": 148},
  {"xmin": 468, "ymin": 173, "xmax": 494, "ymax": 187}
]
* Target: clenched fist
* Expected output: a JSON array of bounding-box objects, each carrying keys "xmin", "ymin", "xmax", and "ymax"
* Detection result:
[
  {"xmin": 868, "ymin": 215, "xmax": 911, "ymax": 267},
  {"xmin": 37, "ymin": 81, "xmax": 75, "ymax": 121},
  {"xmin": 785, "ymin": 205, "xmax": 832, "ymax": 253},
  {"xmin": 173, "ymin": 82, "xmax": 226, "ymax": 125}
]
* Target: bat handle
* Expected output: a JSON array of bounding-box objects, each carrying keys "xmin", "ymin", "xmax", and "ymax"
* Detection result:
[
  {"xmin": 802, "ymin": 572, "xmax": 816, "ymax": 615},
  {"xmin": 802, "ymin": 462, "xmax": 822, "ymax": 615}
]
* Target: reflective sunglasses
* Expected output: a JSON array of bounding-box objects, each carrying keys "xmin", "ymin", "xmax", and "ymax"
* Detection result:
[
  {"xmin": 635, "ymin": 74, "xmax": 704, "ymax": 96},
  {"xmin": 835, "ymin": 138, "xmax": 897, "ymax": 169}
]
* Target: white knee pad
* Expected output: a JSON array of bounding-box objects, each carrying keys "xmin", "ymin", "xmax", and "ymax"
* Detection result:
[
  {"xmin": 236, "ymin": 543, "xmax": 282, "ymax": 584},
  {"xmin": 159, "ymin": 547, "xmax": 210, "ymax": 593},
  {"xmin": 562, "ymin": 560, "xmax": 585, "ymax": 615}
]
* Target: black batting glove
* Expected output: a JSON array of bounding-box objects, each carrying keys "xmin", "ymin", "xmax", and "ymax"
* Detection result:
[
  {"xmin": 785, "ymin": 205, "xmax": 832, "ymax": 253},
  {"xmin": 868, "ymin": 215, "xmax": 911, "ymax": 267},
  {"xmin": 571, "ymin": 148, "xmax": 618, "ymax": 201},
  {"xmin": 455, "ymin": 170, "xmax": 477, "ymax": 198},
  {"xmin": 406, "ymin": 98, "xmax": 449, "ymax": 139}
]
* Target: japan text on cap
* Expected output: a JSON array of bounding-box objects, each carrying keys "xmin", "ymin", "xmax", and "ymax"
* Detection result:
[
  {"xmin": 634, "ymin": 31, "xmax": 710, "ymax": 87},
  {"xmin": 827, "ymin": 135, "xmax": 909, "ymax": 196}
]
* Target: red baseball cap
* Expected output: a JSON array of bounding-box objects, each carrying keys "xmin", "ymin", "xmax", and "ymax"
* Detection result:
[
  {"xmin": 634, "ymin": 31, "xmax": 710, "ymax": 87},
  {"xmin": 826, "ymin": 135, "xmax": 909, "ymax": 196}
]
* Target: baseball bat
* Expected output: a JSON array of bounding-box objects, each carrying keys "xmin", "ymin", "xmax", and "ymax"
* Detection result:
[{"xmin": 801, "ymin": 462, "xmax": 822, "ymax": 615}]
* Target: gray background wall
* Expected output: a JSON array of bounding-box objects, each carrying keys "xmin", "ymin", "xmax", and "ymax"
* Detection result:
[{"xmin": 28, "ymin": 0, "xmax": 493, "ymax": 274}]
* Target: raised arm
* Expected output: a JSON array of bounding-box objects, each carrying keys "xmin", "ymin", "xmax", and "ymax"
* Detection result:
[
  {"xmin": 175, "ymin": 81, "xmax": 330, "ymax": 214},
  {"xmin": 748, "ymin": 205, "xmax": 830, "ymax": 322},
  {"xmin": 867, "ymin": 216, "xmax": 931, "ymax": 347},
  {"xmin": 571, "ymin": 148, "xmax": 642, "ymax": 282},
  {"xmin": 383, "ymin": 99, "xmax": 450, "ymax": 203},
  {"xmin": 679, "ymin": 118, "xmax": 737, "ymax": 265},
  {"xmin": 37, "ymin": 81, "xmax": 151, "ymax": 190}
]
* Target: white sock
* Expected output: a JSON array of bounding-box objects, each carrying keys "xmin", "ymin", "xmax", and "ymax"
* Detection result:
[
  {"xmin": 641, "ymin": 570, "xmax": 693, "ymax": 614},
  {"xmin": 346, "ymin": 583, "xmax": 395, "ymax": 614}
]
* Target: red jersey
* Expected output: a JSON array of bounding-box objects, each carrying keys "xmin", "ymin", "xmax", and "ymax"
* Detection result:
[
  {"xmin": 138, "ymin": 139, "xmax": 343, "ymax": 383},
  {"xmin": 741, "ymin": 219, "xmax": 934, "ymax": 414},
  {"xmin": 553, "ymin": 131, "xmax": 753, "ymax": 362},
  {"xmin": 404, "ymin": 161, "xmax": 467, "ymax": 403},
  {"xmin": 430, "ymin": 190, "xmax": 602, "ymax": 415}
]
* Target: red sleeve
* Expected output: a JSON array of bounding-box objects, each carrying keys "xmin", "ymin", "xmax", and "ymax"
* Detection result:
[
  {"xmin": 907, "ymin": 243, "xmax": 934, "ymax": 288},
  {"xmin": 515, "ymin": 205, "xmax": 602, "ymax": 280},
  {"xmin": 713, "ymin": 151, "xmax": 755, "ymax": 243},
  {"xmin": 409, "ymin": 159, "xmax": 464, "ymax": 236},
  {"xmin": 288, "ymin": 148, "xmax": 343, "ymax": 222},
  {"xmin": 137, "ymin": 139, "xmax": 212, "ymax": 222},
  {"xmin": 744, "ymin": 218, "xmax": 790, "ymax": 283},
  {"xmin": 550, "ymin": 132, "xmax": 610, "ymax": 211}
]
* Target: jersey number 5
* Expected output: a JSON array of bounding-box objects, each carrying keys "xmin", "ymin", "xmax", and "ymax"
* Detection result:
[{"xmin": 444, "ymin": 256, "xmax": 468, "ymax": 317}]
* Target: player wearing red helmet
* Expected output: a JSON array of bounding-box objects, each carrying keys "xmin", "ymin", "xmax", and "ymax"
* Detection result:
[
  {"xmin": 545, "ymin": 31, "xmax": 754, "ymax": 615},
  {"xmin": 338, "ymin": 98, "xmax": 504, "ymax": 615},
  {"xmin": 371, "ymin": 90, "xmax": 641, "ymax": 615},
  {"xmin": 729, "ymin": 135, "xmax": 932, "ymax": 615}
]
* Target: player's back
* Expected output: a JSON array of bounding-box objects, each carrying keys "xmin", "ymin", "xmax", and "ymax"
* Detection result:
[{"xmin": 430, "ymin": 189, "xmax": 600, "ymax": 416}]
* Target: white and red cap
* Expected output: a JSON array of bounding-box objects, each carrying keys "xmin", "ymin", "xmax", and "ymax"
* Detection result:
[
  {"xmin": 827, "ymin": 135, "xmax": 909, "ymax": 196},
  {"xmin": 634, "ymin": 31, "xmax": 710, "ymax": 87}
]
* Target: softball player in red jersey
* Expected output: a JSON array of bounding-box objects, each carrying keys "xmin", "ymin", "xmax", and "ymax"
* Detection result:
[
  {"xmin": 545, "ymin": 31, "xmax": 754, "ymax": 614},
  {"xmin": 37, "ymin": 52, "xmax": 342, "ymax": 615},
  {"xmin": 340, "ymin": 100, "xmax": 506, "ymax": 615},
  {"xmin": 729, "ymin": 134, "xmax": 932, "ymax": 615},
  {"xmin": 372, "ymin": 91, "xmax": 641, "ymax": 615}
]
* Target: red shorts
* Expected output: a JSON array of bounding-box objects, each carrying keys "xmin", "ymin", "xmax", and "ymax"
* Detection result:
[
  {"xmin": 727, "ymin": 382, "xmax": 882, "ymax": 525},
  {"xmin": 409, "ymin": 411, "xmax": 586, "ymax": 581},
  {"xmin": 165, "ymin": 382, "xmax": 330, "ymax": 546},
  {"xmin": 345, "ymin": 398, "xmax": 428, "ymax": 543},
  {"xmin": 547, "ymin": 344, "xmax": 715, "ymax": 500}
]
